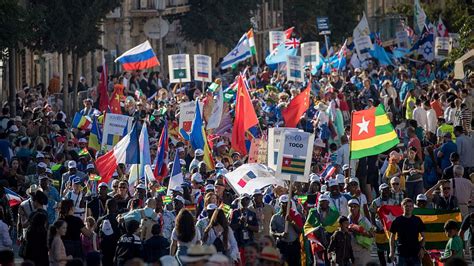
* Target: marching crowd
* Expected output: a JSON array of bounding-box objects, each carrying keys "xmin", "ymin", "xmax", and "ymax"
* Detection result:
[{"xmin": 0, "ymin": 55, "xmax": 473, "ymax": 266}]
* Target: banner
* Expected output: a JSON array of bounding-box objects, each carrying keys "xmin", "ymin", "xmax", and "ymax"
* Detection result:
[
  {"xmin": 354, "ymin": 35, "xmax": 373, "ymax": 62},
  {"xmin": 248, "ymin": 138, "xmax": 268, "ymax": 164},
  {"xmin": 267, "ymin": 127, "xmax": 301, "ymax": 171},
  {"xmin": 435, "ymin": 37, "xmax": 451, "ymax": 60},
  {"xmin": 102, "ymin": 113, "xmax": 133, "ymax": 151},
  {"xmin": 168, "ymin": 54, "xmax": 191, "ymax": 83},
  {"xmin": 224, "ymin": 163, "xmax": 285, "ymax": 195},
  {"xmin": 396, "ymin": 31, "xmax": 410, "ymax": 49},
  {"xmin": 193, "ymin": 54, "xmax": 212, "ymax": 82},
  {"xmin": 179, "ymin": 101, "xmax": 203, "ymax": 136},
  {"xmin": 276, "ymin": 131, "xmax": 314, "ymax": 182},
  {"xmin": 269, "ymin": 31, "xmax": 285, "ymax": 51},
  {"xmin": 301, "ymin": 42, "xmax": 320, "ymax": 67},
  {"xmin": 286, "ymin": 55, "xmax": 303, "ymax": 82}
]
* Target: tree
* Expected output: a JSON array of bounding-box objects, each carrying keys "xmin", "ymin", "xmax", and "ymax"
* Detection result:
[
  {"xmin": 180, "ymin": 0, "xmax": 258, "ymax": 47},
  {"xmin": 284, "ymin": 0, "xmax": 364, "ymax": 43}
]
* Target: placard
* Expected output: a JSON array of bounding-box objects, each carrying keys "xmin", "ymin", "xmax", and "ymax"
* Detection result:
[
  {"xmin": 396, "ymin": 31, "xmax": 410, "ymax": 48},
  {"xmin": 354, "ymin": 35, "xmax": 373, "ymax": 62},
  {"xmin": 179, "ymin": 101, "xmax": 203, "ymax": 137},
  {"xmin": 449, "ymin": 33, "xmax": 460, "ymax": 49},
  {"xmin": 269, "ymin": 31, "xmax": 285, "ymax": 51},
  {"xmin": 168, "ymin": 54, "xmax": 191, "ymax": 83},
  {"xmin": 193, "ymin": 54, "xmax": 212, "ymax": 82},
  {"xmin": 276, "ymin": 131, "xmax": 314, "ymax": 182},
  {"xmin": 267, "ymin": 127, "xmax": 301, "ymax": 171},
  {"xmin": 435, "ymin": 37, "xmax": 451, "ymax": 60},
  {"xmin": 102, "ymin": 113, "xmax": 133, "ymax": 151},
  {"xmin": 286, "ymin": 55, "xmax": 303, "ymax": 82},
  {"xmin": 301, "ymin": 42, "xmax": 320, "ymax": 67},
  {"xmin": 248, "ymin": 138, "xmax": 268, "ymax": 164}
]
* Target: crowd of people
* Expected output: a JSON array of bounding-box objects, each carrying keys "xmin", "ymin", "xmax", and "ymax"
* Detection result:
[{"xmin": 0, "ymin": 51, "xmax": 473, "ymax": 266}]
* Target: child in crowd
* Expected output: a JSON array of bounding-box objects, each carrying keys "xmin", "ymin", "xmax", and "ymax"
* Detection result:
[{"xmin": 440, "ymin": 219, "xmax": 464, "ymax": 262}]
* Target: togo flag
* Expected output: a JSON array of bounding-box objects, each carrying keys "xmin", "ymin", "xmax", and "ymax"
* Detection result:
[
  {"xmin": 281, "ymin": 157, "xmax": 305, "ymax": 175},
  {"xmin": 221, "ymin": 33, "xmax": 252, "ymax": 69}
]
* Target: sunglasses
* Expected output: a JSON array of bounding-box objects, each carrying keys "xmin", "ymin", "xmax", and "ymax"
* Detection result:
[
  {"xmin": 391, "ymin": 183, "xmax": 400, "ymax": 185},
  {"xmin": 443, "ymin": 187, "xmax": 450, "ymax": 190},
  {"xmin": 119, "ymin": 186, "xmax": 127, "ymax": 189}
]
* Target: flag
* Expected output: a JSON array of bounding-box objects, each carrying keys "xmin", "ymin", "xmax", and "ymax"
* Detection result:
[
  {"xmin": 350, "ymin": 104, "xmax": 399, "ymax": 159},
  {"xmin": 77, "ymin": 148, "xmax": 90, "ymax": 157},
  {"xmin": 153, "ymin": 120, "xmax": 168, "ymax": 182},
  {"xmin": 95, "ymin": 123, "xmax": 139, "ymax": 184},
  {"xmin": 98, "ymin": 58, "xmax": 109, "ymax": 112},
  {"xmin": 220, "ymin": 203, "xmax": 232, "ymax": 217},
  {"xmin": 353, "ymin": 12, "xmax": 371, "ymax": 40},
  {"xmin": 114, "ymin": 40, "xmax": 160, "ymax": 70},
  {"xmin": 72, "ymin": 113, "xmax": 92, "ymax": 130},
  {"xmin": 4, "ymin": 188, "xmax": 23, "ymax": 207},
  {"xmin": 109, "ymin": 90, "xmax": 122, "ymax": 114},
  {"xmin": 225, "ymin": 163, "xmax": 285, "ymax": 195},
  {"xmin": 162, "ymin": 195, "xmax": 172, "ymax": 204},
  {"xmin": 265, "ymin": 40, "xmax": 299, "ymax": 65},
  {"xmin": 281, "ymin": 83, "xmax": 310, "ymax": 128},
  {"xmin": 231, "ymin": 75, "xmax": 258, "ymax": 155},
  {"xmin": 206, "ymin": 85, "xmax": 224, "ymax": 129},
  {"xmin": 411, "ymin": 26, "xmax": 434, "ymax": 62},
  {"xmin": 413, "ymin": 208, "xmax": 462, "ymax": 249},
  {"xmin": 436, "ymin": 16, "xmax": 449, "ymax": 37},
  {"xmin": 320, "ymin": 164, "xmax": 337, "ymax": 180},
  {"xmin": 139, "ymin": 123, "xmax": 152, "ymax": 182},
  {"xmin": 304, "ymin": 207, "xmax": 340, "ymax": 235},
  {"xmin": 369, "ymin": 44, "xmax": 394, "ymax": 66},
  {"xmin": 88, "ymin": 116, "xmax": 102, "ymax": 151},
  {"xmin": 167, "ymin": 151, "xmax": 184, "ymax": 195},
  {"xmin": 89, "ymin": 174, "xmax": 102, "ymax": 181},
  {"xmin": 281, "ymin": 157, "xmax": 305, "ymax": 175},
  {"xmin": 414, "ymin": 0, "xmax": 427, "ymax": 34},
  {"xmin": 284, "ymin": 26, "xmax": 295, "ymax": 39},
  {"xmin": 377, "ymin": 205, "xmax": 404, "ymax": 235},
  {"xmin": 247, "ymin": 29, "xmax": 257, "ymax": 55},
  {"xmin": 201, "ymin": 126, "xmax": 215, "ymax": 170},
  {"xmin": 334, "ymin": 40, "xmax": 348, "ymax": 70},
  {"xmin": 221, "ymin": 33, "xmax": 252, "ymax": 69}
]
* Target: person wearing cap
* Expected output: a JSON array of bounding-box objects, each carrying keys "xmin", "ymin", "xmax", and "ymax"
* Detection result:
[
  {"xmin": 24, "ymin": 161, "xmax": 47, "ymax": 187},
  {"xmin": 39, "ymin": 174, "xmax": 60, "ymax": 224},
  {"xmin": 190, "ymin": 149, "xmax": 204, "ymax": 173},
  {"xmin": 389, "ymin": 198, "xmax": 426, "ymax": 265},
  {"xmin": 114, "ymin": 220, "xmax": 142, "ymax": 265},
  {"xmin": 201, "ymin": 208, "xmax": 239, "ymax": 262},
  {"xmin": 17, "ymin": 185, "xmax": 42, "ymax": 241},
  {"xmin": 134, "ymin": 183, "xmax": 147, "ymax": 208},
  {"xmin": 269, "ymin": 194, "xmax": 303, "ymax": 265},
  {"xmin": 229, "ymin": 193, "xmax": 259, "ymax": 253},
  {"xmin": 328, "ymin": 216, "xmax": 355, "ymax": 265},
  {"xmin": 63, "ymin": 176, "xmax": 87, "ymax": 219},
  {"xmin": 162, "ymin": 195, "xmax": 185, "ymax": 240},
  {"xmin": 177, "ymin": 244, "xmax": 212, "ymax": 265},
  {"xmin": 327, "ymin": 178, "xmax": 349, "ymax": 217},
  {"xmin": 415, "ymin": 194, "xmax": 431, "ymax": 208},
  {"xmin": 389, "ymin": 176, "xmax": 405, "ymax": 205},
  {"xmin": 196, "ymin": 203, "xmax": 218, "ymax": 238},
  {"xmin": 335, "ymin": 135, "xmax": 350, "ymax": 170},
  {"xmin": 86, "ymin": 182, "xmax": 112, "ymax": 221},
  {"xmin": 258, "ymin": 246, "xmax": 283, "ymax": 266},
  {"xmin": 313, "ymin": 102, "xmax": 330, "ymax": 142},
  {"xmin": 344, "ymin": 177, "xmax": 369, "ymax": 217},
  {"xmin": 249, "ymin": 189, "xmax": 275, "ymax": 240},
  {"xmin": 60, "ymin": 160, "xmax": 85, "ymax": 197},
  {"xmin": 402, "ymin": 146, "xmax": 425, "ymax": 199},
  {"xmin": 347, "ymin": 198, "xmax": 375, "ymax": 266},
  {"xmin": 369, "ymin": 183, "xmax": 397, "ymax": 265},
  {"xmin": 80, "ymin": 97, "xmax": 96, "ymax": 117},
  {"xmin": 336, "ymin": 174, "xmax": 346, "ymax": 192}
]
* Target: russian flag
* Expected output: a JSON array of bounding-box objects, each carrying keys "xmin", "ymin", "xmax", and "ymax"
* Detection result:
[
  {"xmin": 95, "ymin": 123, "xmax": 140, "ymax": 184},
  {"xmin": 197, "ymin": 72, "xmax": 209, "ymax": 78},
  {"xmin": 5, "ymin": 188, "xmax": 23, "ymax": 207},
  {"xmin": 115, "ymin": 40, "xmax": 160, "ymax": 71}
]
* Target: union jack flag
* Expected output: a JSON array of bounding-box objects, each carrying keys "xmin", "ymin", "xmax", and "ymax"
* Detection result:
[{"xmin": 285, "ymin": 38, "xmax": 300, "ymax": 49}]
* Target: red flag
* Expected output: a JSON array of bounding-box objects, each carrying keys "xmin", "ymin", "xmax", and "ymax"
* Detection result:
[
  {"xmin": 109, "ymin": 90, "xmax": 122, "ymax": 114},
  {"xmin": 284, "ymin": 26, "xmax": 295, "ymax": 39},
  {"xmin": 377, "ymin": 205, "xmax": 403, "ymax": 232},
  {"xmin": 98, "ymin": 60, "xmax": 109, "ymax": 112},
  {"xmin": 231, "ymin": 75, "xmax": 258, "ymax": 155},
  {"xmin": 281, "ymin": 83, "xmax": 311, "ymax": 127}
]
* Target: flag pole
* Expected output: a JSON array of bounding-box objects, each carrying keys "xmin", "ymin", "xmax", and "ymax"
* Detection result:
[
  {"xmin": 284, "ymin": 175, "xmax": 296, "ymax": 234},
  {"xmin": 348, "ymin": 110, "xmax": 354, "ymax": 179}
]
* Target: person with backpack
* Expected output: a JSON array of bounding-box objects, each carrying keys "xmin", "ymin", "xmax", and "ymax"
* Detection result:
[
  {"xmin": 139, "ymin": 198, "xmax": 159, "ymax": 241},
  {"xmin": 114, "ymin": 220, "xmax": 143, "ymax": 266},
  {"xmin": 96, "ymin": 198, "xmax": 120, "ymax": 266},
  {"xmin": 143, "ymin": 223, "xmax": 170, "ymax": 263},
  {"xmin": 202, "ymin": 209, "xmax": 239, "ymax": 262}
]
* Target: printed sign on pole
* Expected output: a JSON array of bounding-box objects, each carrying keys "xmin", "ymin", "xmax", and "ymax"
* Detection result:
[
  {"xmin": 301, "ymin": 42, "xmax": 320, "ymax": 67},
  {"xmin": 248, "ymin": 138, "xmax": 268, "ymax": 164},
  {"xmin": 168, "ymin": 54, "xmax": 191, "ymax": 83},
  {"xmin": 354, "ymin": 35, "xmax": 373, "ymax": 62},
  {"xmin": 448, "ymin": 33, "xmax": 460, "ymax": 49},
  {"xmin": 179, "ymin": 101, "xmax": 204, "ymax": 137},
  {"xmin": 267, "ymin": 127, "xmax": 301, "ymax": 171},
  {"xmin": 396, "ymin": 31, "xmax": 410, "ymax": 48},
  {"xmin": 193, "ymin": 54, "xmax": 212, "ymax": 82},
  {"xmin": 269, "ymin": 31, "xmax": 285, "ymax": 51},
  {"xmin": 286, "ymin": 55, "xmax": 303, "ymax": 82},
  {"xmin": 276, "ymin": 131, "xmax": 314, "ymax": 182},
  {"xmin": 102, "ymin": 113, "xmax": 133, "ymax": 151},
  {"xmin": 435, "ymin": 37, "xmax": 451, "ymax": 60}
]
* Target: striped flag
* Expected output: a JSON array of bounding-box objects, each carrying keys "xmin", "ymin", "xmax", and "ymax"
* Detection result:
[
  {"xmin": 247, "ymin": 29, "xmax": 257, "ymax": 55},
  {"xmin": 320, "ymin": 164, "xmax": 337, "ymax": 180},
  {"xmin": 162, "ymin": 195, "xmax": 172, "ymax": 204},
  {"xmin": 77, "ymin": 148, "xmax": 90, "ymax": 157},
  {"xmin": 5, "ymin": 188, "xmax": 23, "ymax": 207},
  {"xmin": 72, "ymin": 113, "xmax": 92, "ymax": 130},
  {"xmin": 281, "ymin": 157, "xmax": 305, "ymax": 175}
]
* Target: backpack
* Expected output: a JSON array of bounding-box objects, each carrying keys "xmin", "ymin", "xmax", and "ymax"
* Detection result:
[
  {"xmin": 100, "ymin": 219, "xmax": 114, "ymax": 238},
  {"xmin": 140, "ymin": 210, "xmax": 157, "ymax": 241}
]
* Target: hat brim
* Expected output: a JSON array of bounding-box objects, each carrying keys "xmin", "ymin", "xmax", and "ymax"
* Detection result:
[
  {"xmin": 259, "ymin": 254, "xmax": 281, "ymax": 263},
  {"xmin": 180, "ymin": 255, "xmax": 209, "ymax": 263}
]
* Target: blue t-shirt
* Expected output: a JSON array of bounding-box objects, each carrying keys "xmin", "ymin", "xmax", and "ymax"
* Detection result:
[{"xmin": 440, "ymin": 141, "xmax": 457, "ymax": 170}]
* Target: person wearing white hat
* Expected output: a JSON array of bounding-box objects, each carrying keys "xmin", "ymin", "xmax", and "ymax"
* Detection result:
[
  {"xmin": 327, "ymin": 178, "xmax": 349, "ymax": 217},
  {"xmin": 60, "ymin": 160, "xmax": 85, "ymax": 197},
  {"xmin": 162, "ymin": 195, "xmax": 185, "ymax": 240},
  {"xmin": 415, "ymin": 194, "xmax": 430, "ymax": 208},
  {"xmin": 336, "ymin": 174, "xmax": 345, "ymax": 191},
  {"xmin": 229, "ymin": 192, "xmax": 258, "ymax": 249},
  {"xmin": 204, "ymin": 184, "xmax": 215, "ymax": 192},
  {"xmin": 269, "ymin": 194, "xmax": 302, "ymax": 265},
  {"xmin": 314, "ymin": 102, "xmax": 330, "ymax": 142},
  {"xmin": 308, "ymin": 173, "xmax": 322, "ymax": 195},
  {"xmin": 189, "ymin": 149, "xmax": 204, "ymax": 172},
  {"xmin": 345, "ymin": 177, "xmax": 369, "ymax": 218},
  {"xmin": 348, "ymin": 196, "xmax": 375, "ymax": 266},
  {"xmin": 335, "ymin": 135, "xmax": 350, "ymax": 171},
  {"xmin": 86, "ymin": 182, "xmax": 112, "ymax": 220},
  {"xmin": 249, "ymin": 188, "xmax": 275, "ymax": 239},
  {"xmin": 196, "ymin": 203, "xmax": 218, "ymax": 238}
]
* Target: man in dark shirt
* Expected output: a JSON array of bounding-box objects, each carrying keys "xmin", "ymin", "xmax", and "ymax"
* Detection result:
[
  {"xmin": 114, "ymin": 220, "xmax": 142, "ymax": 266},
  {"xmin": 86, "ymin": 182, "xmax": 112, "ymax": 220},
  {"xmin": 390, "ymin": 198, "xmax": 426, "ymax": 265},
  {"xmin": 442, "ymin": 152, "xmax": 460, "ymax": 180},
  {"xmin": 229, "ymin": 194, "xmax": 259, "ymax": 249},
  {"xmin": 96, "ymin": 199, "xmax": 120, "ymax": 266},
  {"xmin": 143, "ymin": 223, "xmax": 169, "ymax": 263}
]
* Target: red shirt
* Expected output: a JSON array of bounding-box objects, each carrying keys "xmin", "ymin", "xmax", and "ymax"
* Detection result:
[{"xmin": 430, "ymin": 100, "xmax": 443, "ymax": 118}]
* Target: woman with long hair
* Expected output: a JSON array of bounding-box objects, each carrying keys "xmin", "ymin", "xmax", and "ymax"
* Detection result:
[
  {"xmin": 49, "ymin": 220, "xmax": 71, "ymax": 266},
  {"xmin": 58, "ymin": 199, "xmax": 92, "ymax": 259},
  {"xmin": 402, "ymin": 146, "xmax": 425, "ymax": 199},
  {"xmin": 170, "ymin": 209, "xmax": 201, "ymax": 258},
  {"xmin": 24, "ymin": 212, "xmax": 49, "ymax": 266},
  {"xmin": 202, "ymin": 209, "xmax": 239, "ymax": 262}
]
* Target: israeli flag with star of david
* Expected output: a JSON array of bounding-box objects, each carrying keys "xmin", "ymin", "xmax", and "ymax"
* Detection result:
[
  {"xmin": 221, "ymin": 33, "xmax": 252, "ymax": 69},
  {"xmin": 411, "ymin": 26, "xmax": 434, "ymax": 62}
]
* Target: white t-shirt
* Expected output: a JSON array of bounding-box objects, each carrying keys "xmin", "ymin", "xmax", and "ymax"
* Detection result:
[{"xmin": 171, "ymin": 227, "xmax": 201, "ymax": 247}]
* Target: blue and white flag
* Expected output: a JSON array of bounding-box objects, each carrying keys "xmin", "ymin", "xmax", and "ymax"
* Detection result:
[
  {"xmin": 221, "ymin": 34, "xmax": 252, "ymax": 69},
  {"xmin": 167, "ymin": 151, "xmax": 184, "ymax": 195},
  {"xmin": 414, "ymin": 0, "xmax": 427, "ymax": 35},
  {"xmin": 411, "ymin": 26, "xmax": 434, "ymax": 62},
  {"xmin": 369, "ymin": 44, "xmax": 393, "ymax": 66},
  {"xmin": 265, "ymin": 39, "xmax": 299, "ymax": 65}
]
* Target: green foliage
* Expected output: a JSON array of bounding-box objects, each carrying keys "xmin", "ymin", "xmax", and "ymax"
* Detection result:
[
  {"xmin": 180, "ymin": 0, "xmax": 258, "ymax": 47},
  {"xmin": 0, "ymin": 0, "xmax": 27, "ymax": 58},
  {"xmin": 284, "ymin": 0, "xmax": 364, "ymax": 43},
  {"xmin": 445, "ymin": 16, "xmax": 474, "ymax": 66}
]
